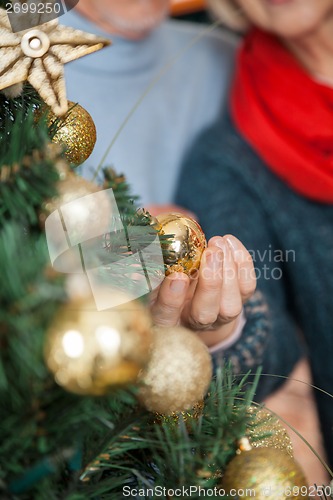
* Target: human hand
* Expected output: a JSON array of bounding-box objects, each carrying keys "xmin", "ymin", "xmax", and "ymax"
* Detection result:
[{"xmin": 150, "ymin": 235, "xmax": 256, "ymax": 348}]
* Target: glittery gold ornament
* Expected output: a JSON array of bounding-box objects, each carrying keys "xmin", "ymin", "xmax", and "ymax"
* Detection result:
[
  {"xmin": 247, "ymin": 406, "xmax": 293, "ymax": 457},
  {"xmin": 156, "ymin": 213, "xmax": 207, "ymax": 276},
  {"xmin": 153, "ymin": 401, "xmax": 204, "ymax": 426},
  {"xmin": 39, "ymin": 171, "xmax": 104, "ymax": 230},
  {"xmin": 47, "ymin": 102, "xmax": 96, "ymax": 166},
  {"xmin": 44, "ymin": 294, "xmax": 153, "ymax": 395},
  {"xmin": 137, "ymin": 326, "xmax": 212, "ymax": 414},
  {"xmin": 221, "ymin": 443, "xmax": 308, "ymax": 499},
  {"xmin": 0, "ymin": 8, "xmax": 110, "ymax": 116}
]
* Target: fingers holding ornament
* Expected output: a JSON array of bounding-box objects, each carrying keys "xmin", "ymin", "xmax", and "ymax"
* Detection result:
[
  {"xmin": 183, "ymin": 244, "xmax": 225, "ymax": 330},
  {"xmin": 210, "ymin": 234, "xmax": 257, "ymax": 301},
  {"xmin": 152, "ymin": 212, "xmax": 256, "ymax": 347},
  {"xmin": 184, "ymin": 236, "xmax": 256, "ymax": 346},
  {"xmin": 150, "ymin": 272, "xmax": 190, "ymax": 328},
  {"xmin": 180, "ymin": 240, "xmax": 241, "ymax": 346},
  {"xmin": 150, "ymin": 211, "xmax": 206, "ymax": 327}
]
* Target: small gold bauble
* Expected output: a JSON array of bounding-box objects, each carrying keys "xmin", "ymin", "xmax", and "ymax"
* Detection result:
[
  {"xmin": 247, "ymin": 406, "xmax": 293, "ymax": 457},
  {"xmin": 47, "ymin": 101, "xmax": 96, "ymax": 166},
  {"xmin": 39, "ymin": 172, "xmax": 108, "ymax": 231},
  {"xmin": 44, "ymin": 294, "xmax": 153, "ymax": 396},
  {"xmin": 156, "ymin": 213, "xmax": 207, "ymax": 276},
  {"xmin": 221, "ymin": 448, "xmax": 308, "ymax": 499},
  {"xmin": 137, "ymin": 326, "xmax": 212, "ymax": 414}
]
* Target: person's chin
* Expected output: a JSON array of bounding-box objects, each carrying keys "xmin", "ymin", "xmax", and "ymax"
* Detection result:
[
  {"xmin": 115, "ymin": 26, "xmax": 153, "ymax": 40},
  {"xmin": 108, "ymin": 13, "xmax": 166, "ymax": 40},
  {"xmin": 269, "ymin": 22, "xmax": 319, "ymax": 39}
]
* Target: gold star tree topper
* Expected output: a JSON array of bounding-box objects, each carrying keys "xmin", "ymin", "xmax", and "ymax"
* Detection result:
[{"xmin": 0, "ymin": 8, "xmax": 110, "ymax": 116}]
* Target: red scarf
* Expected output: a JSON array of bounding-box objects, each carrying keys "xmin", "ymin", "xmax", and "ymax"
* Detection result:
[{"xmin": 231, "ymin": 28, "xmax": 333, "ymax": 203}]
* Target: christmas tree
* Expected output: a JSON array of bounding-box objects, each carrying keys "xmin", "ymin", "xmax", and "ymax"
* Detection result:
[{"xmin": 0, "ymin": 5, "xmax": 310, "ymax": 499}]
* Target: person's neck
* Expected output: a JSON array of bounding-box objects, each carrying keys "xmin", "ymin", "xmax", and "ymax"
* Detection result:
[
  {"xmin": 75, "ymin": 0, "xmax": 115, "ymax": 35},
  {"xmin": 283, "ymin": 13, "xmax": 333, "ymax": 84}
]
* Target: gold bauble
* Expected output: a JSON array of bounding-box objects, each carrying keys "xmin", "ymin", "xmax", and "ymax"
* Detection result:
[
  {"xmin": 137, "ymin": 326, "xmax": 212, "ymax": 414},
  {"xmin": 39, "ymin": 172, "xmax": 108, "ymax": 232},
  {"xmin": 153, "ymin": 401, "xmax": 204, "ymax": 426},
  {"xmin": 221, "ymin": 448, "xmax": 308, "ymax": 499},
  {"xmin": 44, "ymin": 294, "xmax": 153, "ymax": 396},
  {"xmin": 156, "ymin": 213, "xmax": 207, "ymax": 276},
  {"xmin": 43, "ymin": 172, "xmax": 100, "ymax": 209},
  {"xmin": 247, "ymin": 406, "xmax": 293, "ymax": 457},
  {"xmin": 47, "ymin": 101, "xmax": 96, "ymax": 165}
]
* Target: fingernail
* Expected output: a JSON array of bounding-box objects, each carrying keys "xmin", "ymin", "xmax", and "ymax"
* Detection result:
[
  {"xmin": 170, "ymin": 278, "xmax": 186, "ymax": 293},
  {"xmin": 226, "ymin": 236, "xmax": 239, "ymax": 252},
  {"xmin": 213, "ymin": 237, "xmax": 225, "ymax": 252}
]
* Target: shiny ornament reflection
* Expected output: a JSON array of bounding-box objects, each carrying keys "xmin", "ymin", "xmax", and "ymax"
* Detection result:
[{"xmin": 156, "ymin": 212, "xmax": 207, "ymax": 276}]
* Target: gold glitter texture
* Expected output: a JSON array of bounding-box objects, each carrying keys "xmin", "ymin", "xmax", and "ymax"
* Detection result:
[
  {"xmin": 137, "ymin": 326, "xmax": 212, "ymax": 414},
  {"xmin": 44, "ymin": 295, "xmax": 153, "ymax": 395},
  {"xmin": 247, "ymin": 406, "xmax": 293, "ymax": 457},
  {"xmin": 47, "ymin": 102, "xmax": 97, "ymax": 166},
  {"xmin": 153, "ymin": 401, "xmax": 204, "ymax": 426},
  {"xmin": 221, "ymin": 448, "xmax": 308, "ymax": 499},
  {"xmin": 156, "ymin": 212, "xmax": 207, "ymax": 276}
]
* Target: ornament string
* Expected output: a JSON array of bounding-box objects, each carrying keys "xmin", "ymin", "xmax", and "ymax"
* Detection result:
[
  {"xmin": 91, "ymin": 18, "xmax": 225, "ymax": 182},
  {"xmin": 249, "ymin": 372, "xmax": 333, "ymax": 401}
]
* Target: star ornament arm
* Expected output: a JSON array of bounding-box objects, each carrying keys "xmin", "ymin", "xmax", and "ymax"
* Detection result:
[{"xmin": 0, "ymin": 8, "xmax": 111, "ymax": 116}]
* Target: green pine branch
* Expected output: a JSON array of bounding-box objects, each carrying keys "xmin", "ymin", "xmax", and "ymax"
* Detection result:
[
  {"xmin": 71, "ymin": 368, "xmax": 260, "ymax": 500},
  {"xmin": 0, "ymin": 84, "xmax": 42, "ymax": 128},
  {"xmin": 0, "ymin": 87, "xmax": 60, "ymax": 227},
  {"xmin": 0, "ymin": 87, "xmax": 269, "ymax": 500},
  {"xmin": 98, "ymin": 167, "xmax": 172, "ymax": 298},
  {"xmin": 0, "ymin": 118, "xmax": 174, "ymax": 499}
]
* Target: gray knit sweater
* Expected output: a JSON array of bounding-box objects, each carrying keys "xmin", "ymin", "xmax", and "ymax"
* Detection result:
[{"xmin": 176, "ymin": 113, "xmax": 333, "ymax": 465}]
